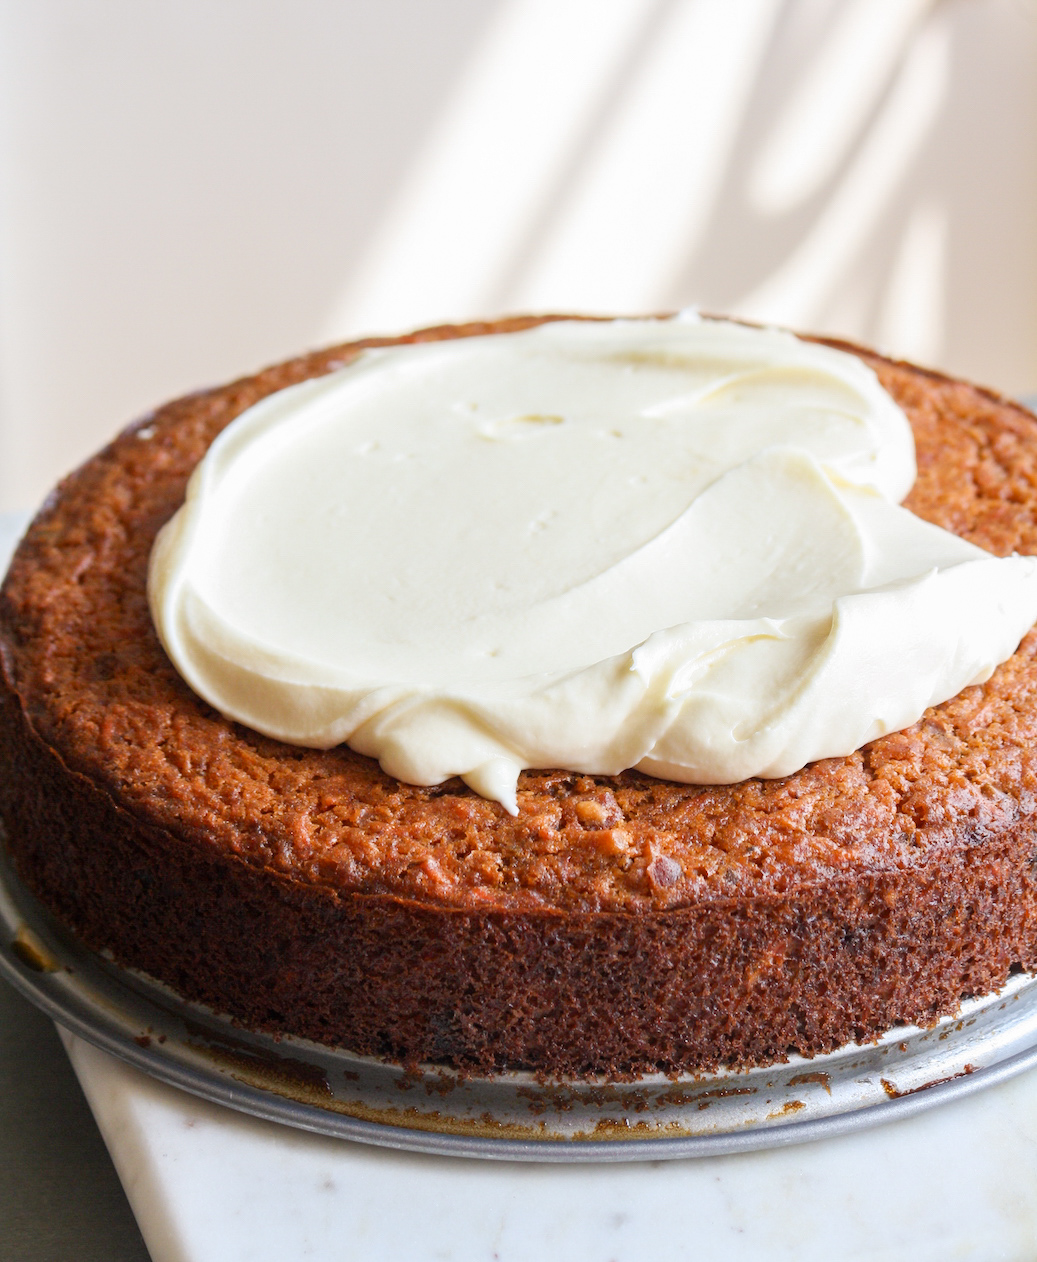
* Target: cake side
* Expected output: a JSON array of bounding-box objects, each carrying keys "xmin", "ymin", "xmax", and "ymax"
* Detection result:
[{"xmin": 4, "ymin": 671, "xmax": 1037, "ymax": 1075}]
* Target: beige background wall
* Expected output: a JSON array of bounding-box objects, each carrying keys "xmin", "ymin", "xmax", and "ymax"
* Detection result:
[{"xmin": 0, "ymin": 0, "xmax": 1034, "ymax": 514}]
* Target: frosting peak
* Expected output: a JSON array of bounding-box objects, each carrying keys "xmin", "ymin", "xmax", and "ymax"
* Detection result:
[{"xmin": 148, "ymin": 316, "xmax": 1037, "ymax": 812}]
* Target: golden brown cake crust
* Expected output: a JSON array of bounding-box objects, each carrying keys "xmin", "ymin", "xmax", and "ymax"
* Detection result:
[{"xmin": 3, "ymin": 315, "xmax": 1037, "ymax": 1075}]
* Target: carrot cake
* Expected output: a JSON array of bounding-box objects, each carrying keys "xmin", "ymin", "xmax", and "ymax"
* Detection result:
[{"xmin": 3, "ymin": 313, "xmax": 1037, "ymax": 1076}]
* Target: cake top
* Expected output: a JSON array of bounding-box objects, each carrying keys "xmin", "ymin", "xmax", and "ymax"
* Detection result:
[{"xmin": 4, "ymin": 317, "xmax": 1037, "ymax": 913}]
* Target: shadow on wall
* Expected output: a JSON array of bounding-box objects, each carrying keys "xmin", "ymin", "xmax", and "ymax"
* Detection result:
[
  {"xmin": 329, "ymin": 0, "xmax": 1036, "ymax": 392},
  {"xmin": 0, "ymin": 0, "xmax": 1034, "ymax": 512}
]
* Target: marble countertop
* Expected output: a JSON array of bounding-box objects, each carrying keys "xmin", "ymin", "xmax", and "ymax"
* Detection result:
[{"xmin": 63, "ymin": 1031, "xmax": 1037, "ymax": 1262}]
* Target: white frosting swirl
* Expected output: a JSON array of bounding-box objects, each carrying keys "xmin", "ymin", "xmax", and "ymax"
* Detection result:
[{"xmin": 148, "ymin": 315, "xmax": 1037, "ymax": 813}]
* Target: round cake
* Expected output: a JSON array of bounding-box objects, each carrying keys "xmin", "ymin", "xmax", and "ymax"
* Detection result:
[{"xmin": 3, "ymin": 314, "xmax": 1037, "ymax": 1078}]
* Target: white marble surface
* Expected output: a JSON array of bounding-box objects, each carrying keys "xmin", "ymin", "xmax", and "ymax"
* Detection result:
[{"xmin": 61, "ymin": 1030, "xmax": 1037, "ymax": 1262}]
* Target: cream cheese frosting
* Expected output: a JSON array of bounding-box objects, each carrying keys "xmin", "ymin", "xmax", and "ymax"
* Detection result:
[{"xmin": 148, "ymin": 315, "xmax": 1037, "ymax": 813}]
